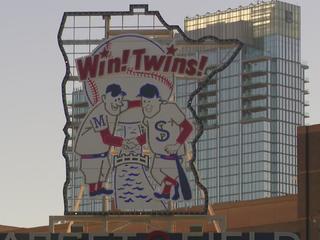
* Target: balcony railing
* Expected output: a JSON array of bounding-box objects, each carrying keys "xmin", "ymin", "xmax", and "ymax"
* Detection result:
[
  {"xmin": 242, "ymin": 104, "xmax": 267, "ymax": 112},
  {"xmin": 242, "ymin": 115, "xmax": 270, "ymax": 123},
  {"xmin": 203, "ymin": 122, "xmax": 218, "ymax": 129},
  {"xmin": 198, "ymin": 100, "xmax": 217, "ymax": 107},
  {"xmin": 198, "ymin": 111, "xmax": 217, "ymax": 119},
  {"xmin": 242, "ymin": 91, "xmax": 267, "ymax": 100},
  {"xmin": 243, "ymin": 60, "xmax": 268, "ymax": 73},
  {"xmin": 242, "ymin": 71, "xmax": 268, "ymax": 78},
  {"xmin": 242, "ymin": 78, "xmax": 268, "ymax": 89},
  {"xmin": 199, "ymin": 88, "xmax": 217, "ymax": 96}
]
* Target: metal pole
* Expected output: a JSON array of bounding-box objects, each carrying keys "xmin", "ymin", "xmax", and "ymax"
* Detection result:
[
  {"xmin": 305, "ymin": 126, "xmax": 309, "ymax": 240},
  {"xmin": 104, "ymin": 16, "xmax": 110, "ymax": 39},
  {"xmin": 49, "ymin": 216, "xmax": 55, "ymax": 233},
  {"xmin": 104, "ymin": 216, "xmax": 108, "ymax": 233}
]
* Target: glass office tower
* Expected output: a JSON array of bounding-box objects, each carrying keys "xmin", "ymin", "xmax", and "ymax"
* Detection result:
[{"xmin": 180, "ymin": 0, "xmax": 308, "ymax": 203}]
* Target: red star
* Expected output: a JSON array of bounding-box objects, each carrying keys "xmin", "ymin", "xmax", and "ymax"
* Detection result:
[
  {"xmin": 166, "ymin": 44, "xmax": 178, "ymax": 55},
  {"xmin": 100, "ymin": 47, "xmax": 109, "ymax": 59}
]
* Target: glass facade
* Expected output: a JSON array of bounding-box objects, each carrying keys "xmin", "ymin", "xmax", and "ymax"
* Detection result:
[{"xmin": 182, "ymin": 0, "xmax": 308, "ymax": 204}]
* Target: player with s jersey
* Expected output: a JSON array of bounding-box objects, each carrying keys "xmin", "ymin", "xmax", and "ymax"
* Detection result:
[{"xmin": 133, "ymin": 83, "xmax": 193, "ymax": 200}]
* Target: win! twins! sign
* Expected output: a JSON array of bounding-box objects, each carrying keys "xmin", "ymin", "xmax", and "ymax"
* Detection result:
[{"xmin": 73, "ymin": 34, "xmax": 206, "ymax": 212}]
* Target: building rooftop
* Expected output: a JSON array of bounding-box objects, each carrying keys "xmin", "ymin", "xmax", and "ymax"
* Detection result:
[
  {"xmin": 185, "ymin": 0, "xmax": 298, "ymax": 21},
  {"xmin": 0, "ymin": 195, "xmax": 298, "ymax": 233}
]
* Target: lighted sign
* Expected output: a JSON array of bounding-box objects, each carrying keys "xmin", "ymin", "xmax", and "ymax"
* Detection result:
[
  {"xmin": 0, "ymin": 232, "xmax": 301, "ymax": 240},
  {"xmin": 60, "ymin": 5, "xmax": 243, "ymax": 215},
  {"xmin": 74, "ymin": 34, "xmax": 207, "ymax": 212}
]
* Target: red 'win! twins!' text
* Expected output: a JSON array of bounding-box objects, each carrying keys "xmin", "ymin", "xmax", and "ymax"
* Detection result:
[{"xmin": 76, "ymin": 46, "xmax": 209, "ymax": 81}]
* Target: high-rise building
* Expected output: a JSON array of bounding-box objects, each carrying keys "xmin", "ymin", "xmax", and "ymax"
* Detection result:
[{"xmin": 180, "ymin": 0, "xmax": 308, "ymax": 204}]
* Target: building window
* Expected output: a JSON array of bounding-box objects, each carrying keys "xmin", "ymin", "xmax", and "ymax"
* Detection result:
[{"xmin": 285, "ymin": 10, "xmax": 293, "ymax": 24}]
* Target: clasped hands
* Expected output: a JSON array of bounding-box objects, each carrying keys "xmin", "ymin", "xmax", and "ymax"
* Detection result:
[
  {"xmin": 121, "ymin": 138, "xmax": 181, "ymax": 155},
  {"xmin": 122, "ymin": 138, "xmax": 139, "ymax": 151}
]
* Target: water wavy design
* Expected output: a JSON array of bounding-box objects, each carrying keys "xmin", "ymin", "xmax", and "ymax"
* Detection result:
[
  {"xmin": 128, "ymin": 173, "xmax": 140, "ymax": 177},
  {"xmin": 135, "ymin": 194, "xmax": 148, "ymax": 199}
]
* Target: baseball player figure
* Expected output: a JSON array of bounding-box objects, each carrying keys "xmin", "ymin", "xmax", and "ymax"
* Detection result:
[
  {"xmin": 74, "ymin": 83, "xmax": 140, "ymax": 197},
  {"xmin": 133, "ymin": 83, "xmax": 193, "ymax": 201}
]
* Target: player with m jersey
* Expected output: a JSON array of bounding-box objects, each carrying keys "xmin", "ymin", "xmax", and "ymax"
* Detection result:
[
  {"xmin": 74, "ymin": 83, "xmax": 140, "ymax": 197},
  {"xmin": 134, "ymin": 83, "xmax": 193, "ymax": 200}
]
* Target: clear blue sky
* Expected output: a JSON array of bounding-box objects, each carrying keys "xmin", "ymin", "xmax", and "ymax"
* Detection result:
[{"xmin": 0, "ymin": 0, "xmax": 318, "ymax": 227}]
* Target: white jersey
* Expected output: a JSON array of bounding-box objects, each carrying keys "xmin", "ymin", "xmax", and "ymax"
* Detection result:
[
  {"xmin": 74, "ymin": 102, "xmax": 117, "ymax": 155},
  {"xmin": 144, "ymin": 103, "xmax": 186, "ymax": 156}
]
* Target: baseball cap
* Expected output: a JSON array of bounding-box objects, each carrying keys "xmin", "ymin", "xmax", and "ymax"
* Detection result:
[
  {"xmin": 137, "ymin": 83, "xmax": 160, "ymax": 98},
  {"xmin": 105, "ymin": 84, "xmax": 127, "ymax": 97}
]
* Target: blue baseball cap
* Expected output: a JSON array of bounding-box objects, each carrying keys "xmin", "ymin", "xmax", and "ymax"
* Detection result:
[
  {"xmin": 137, "ymin": 83, "xmax": 160, "ymax": 99},
  {"xmin": 105, "ymin": 84, "xmax": 126, "ymax": 97}
]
